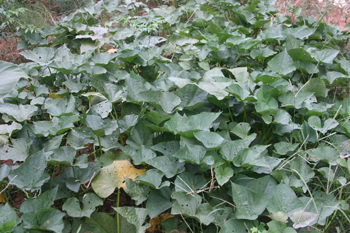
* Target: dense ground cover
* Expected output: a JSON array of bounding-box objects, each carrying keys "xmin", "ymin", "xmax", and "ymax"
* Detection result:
[{"xmin": 1, "ymin": 0, "xmax": 350, "ymax": 232}]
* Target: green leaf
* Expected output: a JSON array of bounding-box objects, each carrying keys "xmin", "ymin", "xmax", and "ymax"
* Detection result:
[
  {"xmin": 44, "ymin": 96, "xmax": 78, "ymax": 117},
  {"xmin": 290, "ymin": 211, "xmax": 318, "ymax": 229},
  {"xmin": 174, "ymin": 172, "xmax": 207, "ymax": 193},
  {"xmin": 257, "ymin": 24, "xmax": 284, "ymax": 42},
  {"xmin": 231, "ymin": 182, "xmax": 268, "ymax": 220},
  {"xmin": 289, "ymin": 156, "xmax": 315, "ymax": 185},
  {"xmin": 0, "ymin": 103, "xmax": 37, "ymax": 122},
  {"xmin": 197, "ymin": 82, "xmax": 231, "ymax": 100},
  {"xmin": 25, "ymin": 120, "xmax": 60, "ymax": 137},
  {"xmin": 20, "ymin": 47, "xmax": 55, "ymax": 64},
  {"xmin": 312, "ymin": 49, "xmax": 339, "ymax": 64},
  {"xmin": 46, "ymin": 146, "xmax": 76, "ymax": 166},
  {"xmin": 86, "ymin": 115, "xmax": 118, "ymax": 137},
  {"xmin": 266, "ymin": 183, "xmax": 304, "ymax": 216},
  {"xmin": 244, "ymin": 176, "xmax": 278, "ymax": 201},
  {"xmin": 231, "ymin": 122, "xmax": 251, "ymax": 139},
  {"xmin": 219, "ymin": 134, "xmax": 255, "ymax": 161},
  {"xmin": 255, "ymin": 72, "xmax": 282, "ymax": 85},
  {"xmin": 303, "ymin": 78, "xmax": 327, "ymax": 97},
  {"xmin": 103, "ymin": 83, "xmax": 124, "ymax": 103},
  {"xmin": 125, "ymin": 72, "xmax": 152, "ymax": 101},
  {"xmin": 91, "ymin": 100, "xmax": 112, "ymax": 118},
  {"xmin": 172, "ymin": 144, "xmax": 207, "ymax": 164},
  {"xmin": 285, "ymin": 34, "xmax": 301, "ymax": 50},
  {"xmin": 125, "ymin": 178, "xmax": 151, "ymax": 205},
  {"xmin": 138, "ymin": 91, "xmax": 181, "ymax": 113},
  {"xmin": 0, "ymin": 219, "xmax": 16, "ymax": 232},
  {"xmin": 118, "ymin": 114, "xmax": 138, "ymax": 132},
  {"xmin": 91, "ymin": 52, "xmax": 117, "ymax": 65},
  {"xmin": 127, "ymin": 121, "xmax": 153, "ymax": 147},
  {"xmin": 76, "ymin": 64, "xmax": 107, "ymax": 75},
  {"xmin": 225, "ymin": 83, "xmax": 253, "ymax": 101},
  {"xmin": 72, "ymin": 218, "xmax": 100, "ymax": 233},
  {"xmin": 308, "ymin": 116, "xmax": 338, "ymax": 134},
  {"xmin": 267, "ymin": 50, "xmax": 296, "ymax": 75},
  {"xmin": 8, "ymin": 150, "xmax": 50, "ymax": 191},
  {"xmin": 0, "ymin": 164, "xmax": 11, "ymax": 182},
  {"xmin": 307, "ymin": 146, "xmax": 339, "ymax": 165},
  {"xmin": 146, "ymin": 187, "xmax": 173, "ymax": 219},
  {"xmin": 198, "ymin": 61, "xmax": 210, "ymax": 71},
  {"xmin": 195, "ymin": 203, "xmax": 216, "ymax": 226},
  {"xmin": 49, "ymin": 61, "xmax": 74, "ymax": 74},
  {"xmin": 255, "ymin": 86, "xmax": 279, "ymax": 114},
  {"xmin": 267, "ymin": 220, "xmax": 296, "ymax": 233},
  {"xmin": 0, "ymin": 121, "xmax": 22, "ymax": 136},
  {"xmin": 151, "ymin": 141, "xmax": 180, "ymax": 156},
  {"xmin": 43, "ymin": 134, "xmax": 65, "ymax": 152},
  {"xmin": 145, "ymin": 110, "xmax": 171, "ymax": 126},
  {"xmin": 321, "ymin": 71, "xmax": 348, "ymax": 85},
  {"xmin": 20, "ymin": 187, "xmax": 58, "ymax": 214},
  {"xmin": 63, "ymin": 162, "xmax": 100, "ymax": 192},
  {"xmin": 121, "ymin": 144, "xmax": 156, "ymax": 165},
  {"xmin": 278, "ymin": 90, "xmax": 315, "ymax": 109},
  {"xmin": 0, "ymin": 138, "xmax": 31, "ymax": 162},
  {"xmin": 215, "ymin": 164, "xmax": 234, "ymax": 186},
  {"xmin": 227, "ymin": 67, "xmax": 250, "ymax": 83},
  {"xmin": 113, "ymin": 207, "xmax": 151, "ymax": 233},
  {"xmin": 232, "ymin": 145, "xmax": 270, "ymax": 167},
  {"xmin": 146, "ymin": 155, "xmax": 185, "ymax": 178},
  {"xmin": 194, "ymin": 131, "xmax": 225, "ymax": 149},
  {"xmin": 22, "ymin": 208, "xmax": 65, "ymax": 233},
  {"xmin": 274, "ymin": 142, "xmax": 299, "ymax": 156},
  {"xmin": 62, "ymin": 193, "xmax": 103, "ymax": 217},
  {"xmin": 134, "ymin": 169, "xmax": 165, "ymax": 189},
  {"xmin": 163, "ymin": 112, "xmax": 221, "ymax": 137},
  {"xmin": 219, "ymin": 218, "xmax": 253, "ymax": 233},
  {"xmin": 0, "ymin": 203, "xmax": 18, "ymax": 226},
  {"xmin": 284, "ymin": 26, "xmax": 316, "ymax": 39},
  {"xmin": 0, "ymin": 61, "xmax": 28, "ymax": 100},
  {"xmin": 85, "ymin": 212, "xmax": 118, "ymax": 233},
  {"xmin": 174, "ymin": 84, "xmax": 208, "ymax": 110},
  {"xmin": 66, "ymin": 127, "xmax": 94, "ymax": 150},
  {"xmin": 250, "ymin": 48, "xmax": 276, "ymax": 59},
  {"xmin": 298, "ymin": 192, "xmax": 340, "ymax": 225},
  {"xmin": 171, "ymin": 192, "xmax": 202, "ymax": 216}
]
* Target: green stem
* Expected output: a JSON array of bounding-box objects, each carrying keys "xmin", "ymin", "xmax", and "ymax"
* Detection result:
[
  {"xmin": 227, "ymin": 106, "xmax": 234, "ymax": 122},
  {"xmin": 119, "ymin": 135, "xmax": 124, "ymax": 146},
  {"xmin": 243, "ymin": 104, "xmax": 247, "ymax": 122},
  {"xmin": 113, "ymin": 104, "xmax": 119, "ymax": 120},
  {"xmin": 50, "ymin": 167, "xmax": 55, "ymax": 190},
  {"xmin": 116, "ymin": 188, "xmax": 121, "ymax": 233},
  {"xmin": 72, "ymin": 167, "xmax": 76, "ymax": 179},
  {"xmin": 97, "ymin": 136, "xmax": 103, "ymax": 156}
]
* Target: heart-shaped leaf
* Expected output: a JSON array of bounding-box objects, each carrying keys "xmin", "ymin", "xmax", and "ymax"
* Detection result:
[
  {"xmin": 62, "ymin": 193, "xmax": 103, "ymax": 217},
  {"xmin": 231, "ymin": 182, "xmax": 268, "ymax": 220},
  {"xmin": 0, "ymin": 61, "xmax": 29, "ymax": 99},
  {"xmin": 92, "ymin": 160, "xmax": 146, "ymax": 198}
]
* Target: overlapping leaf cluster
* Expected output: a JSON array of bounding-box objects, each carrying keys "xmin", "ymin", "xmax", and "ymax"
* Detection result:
[{"xmin": 1, "ymin": 0, "xmax": 350, "ymax": 232}]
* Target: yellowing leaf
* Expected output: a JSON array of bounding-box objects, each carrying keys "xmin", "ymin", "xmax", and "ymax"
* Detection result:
[
  {"xmin": 49, "ymin": 93, "xmax": 64, "ymax": 99},
  {"xmin": 147, "ymin": 214, "xmax": 174, "ymax": 232},
  {"xmin": 91, "ymin": 160, "xmax": 146, "ymax": 198},
  {"xmin": 0, "ymin": 193, "xmax": 6, "ymax": 203},
  {"xmin": 107, "ymin": 48, "xmax": 118, "ymax": 53}
]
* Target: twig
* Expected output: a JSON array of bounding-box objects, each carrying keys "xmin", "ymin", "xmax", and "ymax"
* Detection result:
[{"xmin": 0, "ymin": 175, "xmax": 17, "ymax": 194}]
